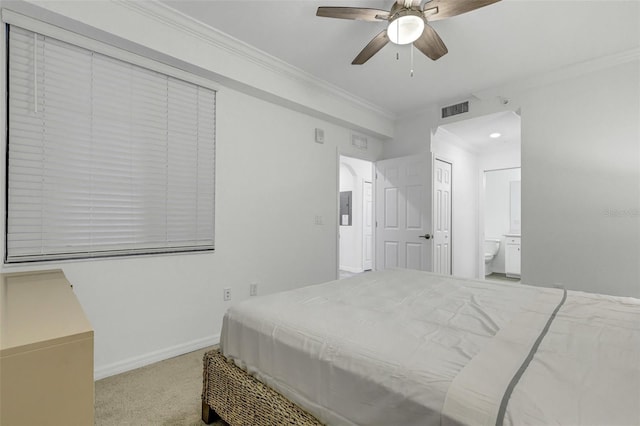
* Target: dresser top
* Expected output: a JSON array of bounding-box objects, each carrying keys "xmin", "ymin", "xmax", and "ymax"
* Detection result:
[{"xmin": 0, "ymin": 269, "xmax": 93, "ymax": 356}]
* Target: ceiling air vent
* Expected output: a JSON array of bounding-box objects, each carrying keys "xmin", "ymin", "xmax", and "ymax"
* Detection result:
[{"xmin": 441, "ymin": 101, "xmax": 469, "ymax": 119}]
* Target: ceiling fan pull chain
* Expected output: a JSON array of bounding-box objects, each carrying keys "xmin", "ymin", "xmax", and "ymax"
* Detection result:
[
  {"xmin": 396, "ymin": 51, "xmax": 399, "ymax": 60},
  {"xmin": 34, "ymin": 33, "xmax": 38, "ymax": 113},
  {"xmin": 410, "ymin": 45, "xmax": 414, "ymax": 77}
]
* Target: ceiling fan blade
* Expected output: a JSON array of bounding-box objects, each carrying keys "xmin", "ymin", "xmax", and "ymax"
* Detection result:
[
  {"xmin": 413, "ymin": 24, "xmax": 448, "ymax": 60},
  {"xmin": 316, "ymin": 7, "xmax": 390, "ymax": 22},
  {"xmin": 352, "ymin": 30, "xmax": 390, "ymax": 65},
  {"xmin": 423, "ymin": 0, "xmax": 501, "ymax": 21}
]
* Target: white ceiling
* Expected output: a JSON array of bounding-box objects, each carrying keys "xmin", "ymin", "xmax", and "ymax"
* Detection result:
[
  {"xmin": 162, "ymin": 0, "xmax": 639, "ymax": 117},
  {"xmin": 440, "ymin": 110, "xmax": 521, "ymax": 152}
]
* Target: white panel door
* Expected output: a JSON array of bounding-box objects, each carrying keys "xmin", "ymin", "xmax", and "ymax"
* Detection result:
[
  {"xmin": 433, "ymin": 159, "xmax": 452, "ymax": 275},
  {"xmin": 363, "ymin": 181, "xmax": 373, "ymax": 271},
  {"xmin": 375, "ymin": 154, "xmax": 430, "ymax": 271}
]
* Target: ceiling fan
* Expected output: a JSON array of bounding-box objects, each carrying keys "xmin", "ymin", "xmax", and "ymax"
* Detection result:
[{"xmin": 316, "ymin": 0, "xmax": 502, "ymax": 65}]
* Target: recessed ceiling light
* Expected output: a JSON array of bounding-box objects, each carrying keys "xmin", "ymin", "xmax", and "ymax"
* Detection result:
[{"xmin": 489, "ymin": 132, "xmax": 501, "ymax": 139}]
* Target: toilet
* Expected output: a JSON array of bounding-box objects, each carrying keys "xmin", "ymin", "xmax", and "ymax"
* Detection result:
[{"xmin": 484, "ymin": 239, "xmax": 501, "ymax": 276}]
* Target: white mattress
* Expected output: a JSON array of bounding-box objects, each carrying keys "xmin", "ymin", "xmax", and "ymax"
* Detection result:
[{"xmin": 220, "ymin": 269, "xmax": 640, "ymax": 426}]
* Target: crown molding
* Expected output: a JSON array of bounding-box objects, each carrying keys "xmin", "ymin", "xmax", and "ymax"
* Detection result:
[
  {"xmin": 114, "ymin": 0, "xmax": 396, "ymax": 122},
  {"xmin": 472, "ymin": 46, "xmax": 640, "ymax": 102},
  {"xmin": 397, "ymin": 46, "xmax": 640, "ymax": 123}
]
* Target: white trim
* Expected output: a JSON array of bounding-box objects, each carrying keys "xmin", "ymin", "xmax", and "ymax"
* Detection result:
[
  {"xmin": 94, "ymin": 334, "xmax": 219, "ymax": 380},
  {"xmin": 339, "ymin": 265, "xmax": 363, "ymax": 274},
  {"xmin": 362, "ymin": 179, "xmax": 374, "ymax": 272},
  {"xmin": 2, "ymin": 8, "xmax": 220, "ymax": 92},
  {"xmin": 399, "ymin": 47, "xmax": 640, "ymax": 122},
  {"xmin": 118, "ymin": 1, "xmax": 395, "ymax": 121},
  {"xmin": 335, "ymin": 147, "xmax": 340, "ymax": 280},
  {"xmin": 472, "ymin": 47, "xmax": 640, "ymax": 101},
  {"xmin": 431, "ymin": 155, "xmax": 454, "ymax": 276},
  {"xmin": 478, "ymin": 168, "xmax": 486, "ymax": 279}
]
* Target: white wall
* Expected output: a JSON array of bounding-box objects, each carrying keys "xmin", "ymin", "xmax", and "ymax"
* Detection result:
[
  {"xmin": 479, "ymin": 143, "xmax": 522, "ymax": 172},
  {"xmin": 385, "ymin": 106, "xmax": 440, "ymax": 159},
  {"xmin": 384, "ymin": 58, "xmax": 640, "ymax": 297},
  {"xmin": 339, "ymin": 156, "xmax": 372, "ymax": 273},
  {"xmin": 484, "ymin": 168, "xmax": 521, "ymax": 273},
  {"xmin": 520, "ymin": 60, "xmax": 640, "ymax": 297},
  {"xmin": 0, "ymin": 2, "xmax": 385, "ymax": 378},
  {"xmin": 431, "ymin": 129, "xmax": 479, "ymax": 278}
]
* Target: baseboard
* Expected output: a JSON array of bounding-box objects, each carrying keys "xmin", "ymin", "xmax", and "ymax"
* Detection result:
[
  {"xmin": 94, "ymin": 334, "xmax": 220, "ymax": 380},
  {"xmin": 339, "ymin": 265, "xmax": 363, "ymax": 273}
]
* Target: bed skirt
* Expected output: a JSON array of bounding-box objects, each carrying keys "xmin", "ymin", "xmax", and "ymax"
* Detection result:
[{"xmin": 201, "ymin": 349, "xmax": 323, "ymax": 425}]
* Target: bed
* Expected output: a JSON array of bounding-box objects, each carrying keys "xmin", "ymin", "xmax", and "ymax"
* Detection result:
[{"xmin": 201, "ymin": 268, "xmax": 640, "ymax": 425}]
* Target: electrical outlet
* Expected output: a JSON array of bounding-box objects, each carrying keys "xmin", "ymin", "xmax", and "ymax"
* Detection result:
[
  {"xmin": 250, "ymin": 283, "xmax": 258, "ymax": 297},
  {"xmin": 223, "ymin": 287, "xmax": 231, "ymax": 301}
]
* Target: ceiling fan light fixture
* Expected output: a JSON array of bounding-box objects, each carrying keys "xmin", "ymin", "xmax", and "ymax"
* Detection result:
[
  {"xmin": 317, "ymin": 0, "xmax": 502, "ymax": 64},
  {"xmin": 387, "ymin": 11, "xmax": 424, "ymax": 45}
]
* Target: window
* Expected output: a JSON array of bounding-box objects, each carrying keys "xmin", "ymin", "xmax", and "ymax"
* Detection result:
[{"xmin": 6, "ymin": 25, "xmax": 216, "ymax": 263}]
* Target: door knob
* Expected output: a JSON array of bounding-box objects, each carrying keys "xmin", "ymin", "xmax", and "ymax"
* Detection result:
[{"xmin": 419, "ymin": 234, "xmax": 432, "ymax": 240}]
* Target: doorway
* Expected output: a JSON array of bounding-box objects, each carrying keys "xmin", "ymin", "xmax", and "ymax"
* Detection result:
[
  {"xmin": 339, "ymin": 156, "xmax": 373, "ymax": 277},
  {"xmin": 483, "ymin": 167, "xmax": 521, "ymax": 282},
  {"xmin": 433, "ymin": 110, "xmax": 521, "ymax": 279}
]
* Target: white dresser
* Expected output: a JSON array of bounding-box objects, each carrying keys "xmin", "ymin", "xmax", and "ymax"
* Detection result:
[
  {"xmin": 0, "ymin": 270, "xmax": 94, "ymax": 426},
  {"xmin": 504, "ymin": 235, "xmax": 521, "ymax": 278}
]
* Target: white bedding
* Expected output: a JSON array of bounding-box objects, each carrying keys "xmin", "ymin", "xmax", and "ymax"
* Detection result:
[
  {"xmin": 502, "ymin": 290, "xmax": 640, "ymax": 425},
  {"xmin": 220, "ymin": 269, "xmax": 640, "ymax": 426}
]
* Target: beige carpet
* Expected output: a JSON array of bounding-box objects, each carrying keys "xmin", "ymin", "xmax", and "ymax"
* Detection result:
[{"xmin": 95, "ymin": 346, "xmax": 227, "ymax": 426}]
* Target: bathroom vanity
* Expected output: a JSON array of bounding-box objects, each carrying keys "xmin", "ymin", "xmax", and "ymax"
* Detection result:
[{"xmin": 505, "ymin": 235, "xmax": 521, "ymax": 278}]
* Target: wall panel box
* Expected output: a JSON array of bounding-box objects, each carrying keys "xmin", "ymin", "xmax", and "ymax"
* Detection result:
[{"xmin": 0, "ymin": 270, "xmax": 94, "ymax": 426}]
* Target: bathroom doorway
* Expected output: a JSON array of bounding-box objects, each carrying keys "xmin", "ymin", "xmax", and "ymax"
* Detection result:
[
  {"xmin": 483, "ymin": 167, "xmax": 521, "ymax": 282},
  {"xmin": 433, "ymin": 110, "xmax": 521, "ymax": 280}
]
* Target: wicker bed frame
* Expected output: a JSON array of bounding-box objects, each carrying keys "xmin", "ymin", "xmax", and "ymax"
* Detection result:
[{"xmin": 201, "ymin": 349, "xmax": 323, "ymax": 425}]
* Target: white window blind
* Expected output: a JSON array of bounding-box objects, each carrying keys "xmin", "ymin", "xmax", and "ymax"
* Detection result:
[{"xmin": 7, "ymin": 25, "xmax": 216, "ymax": 263}]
